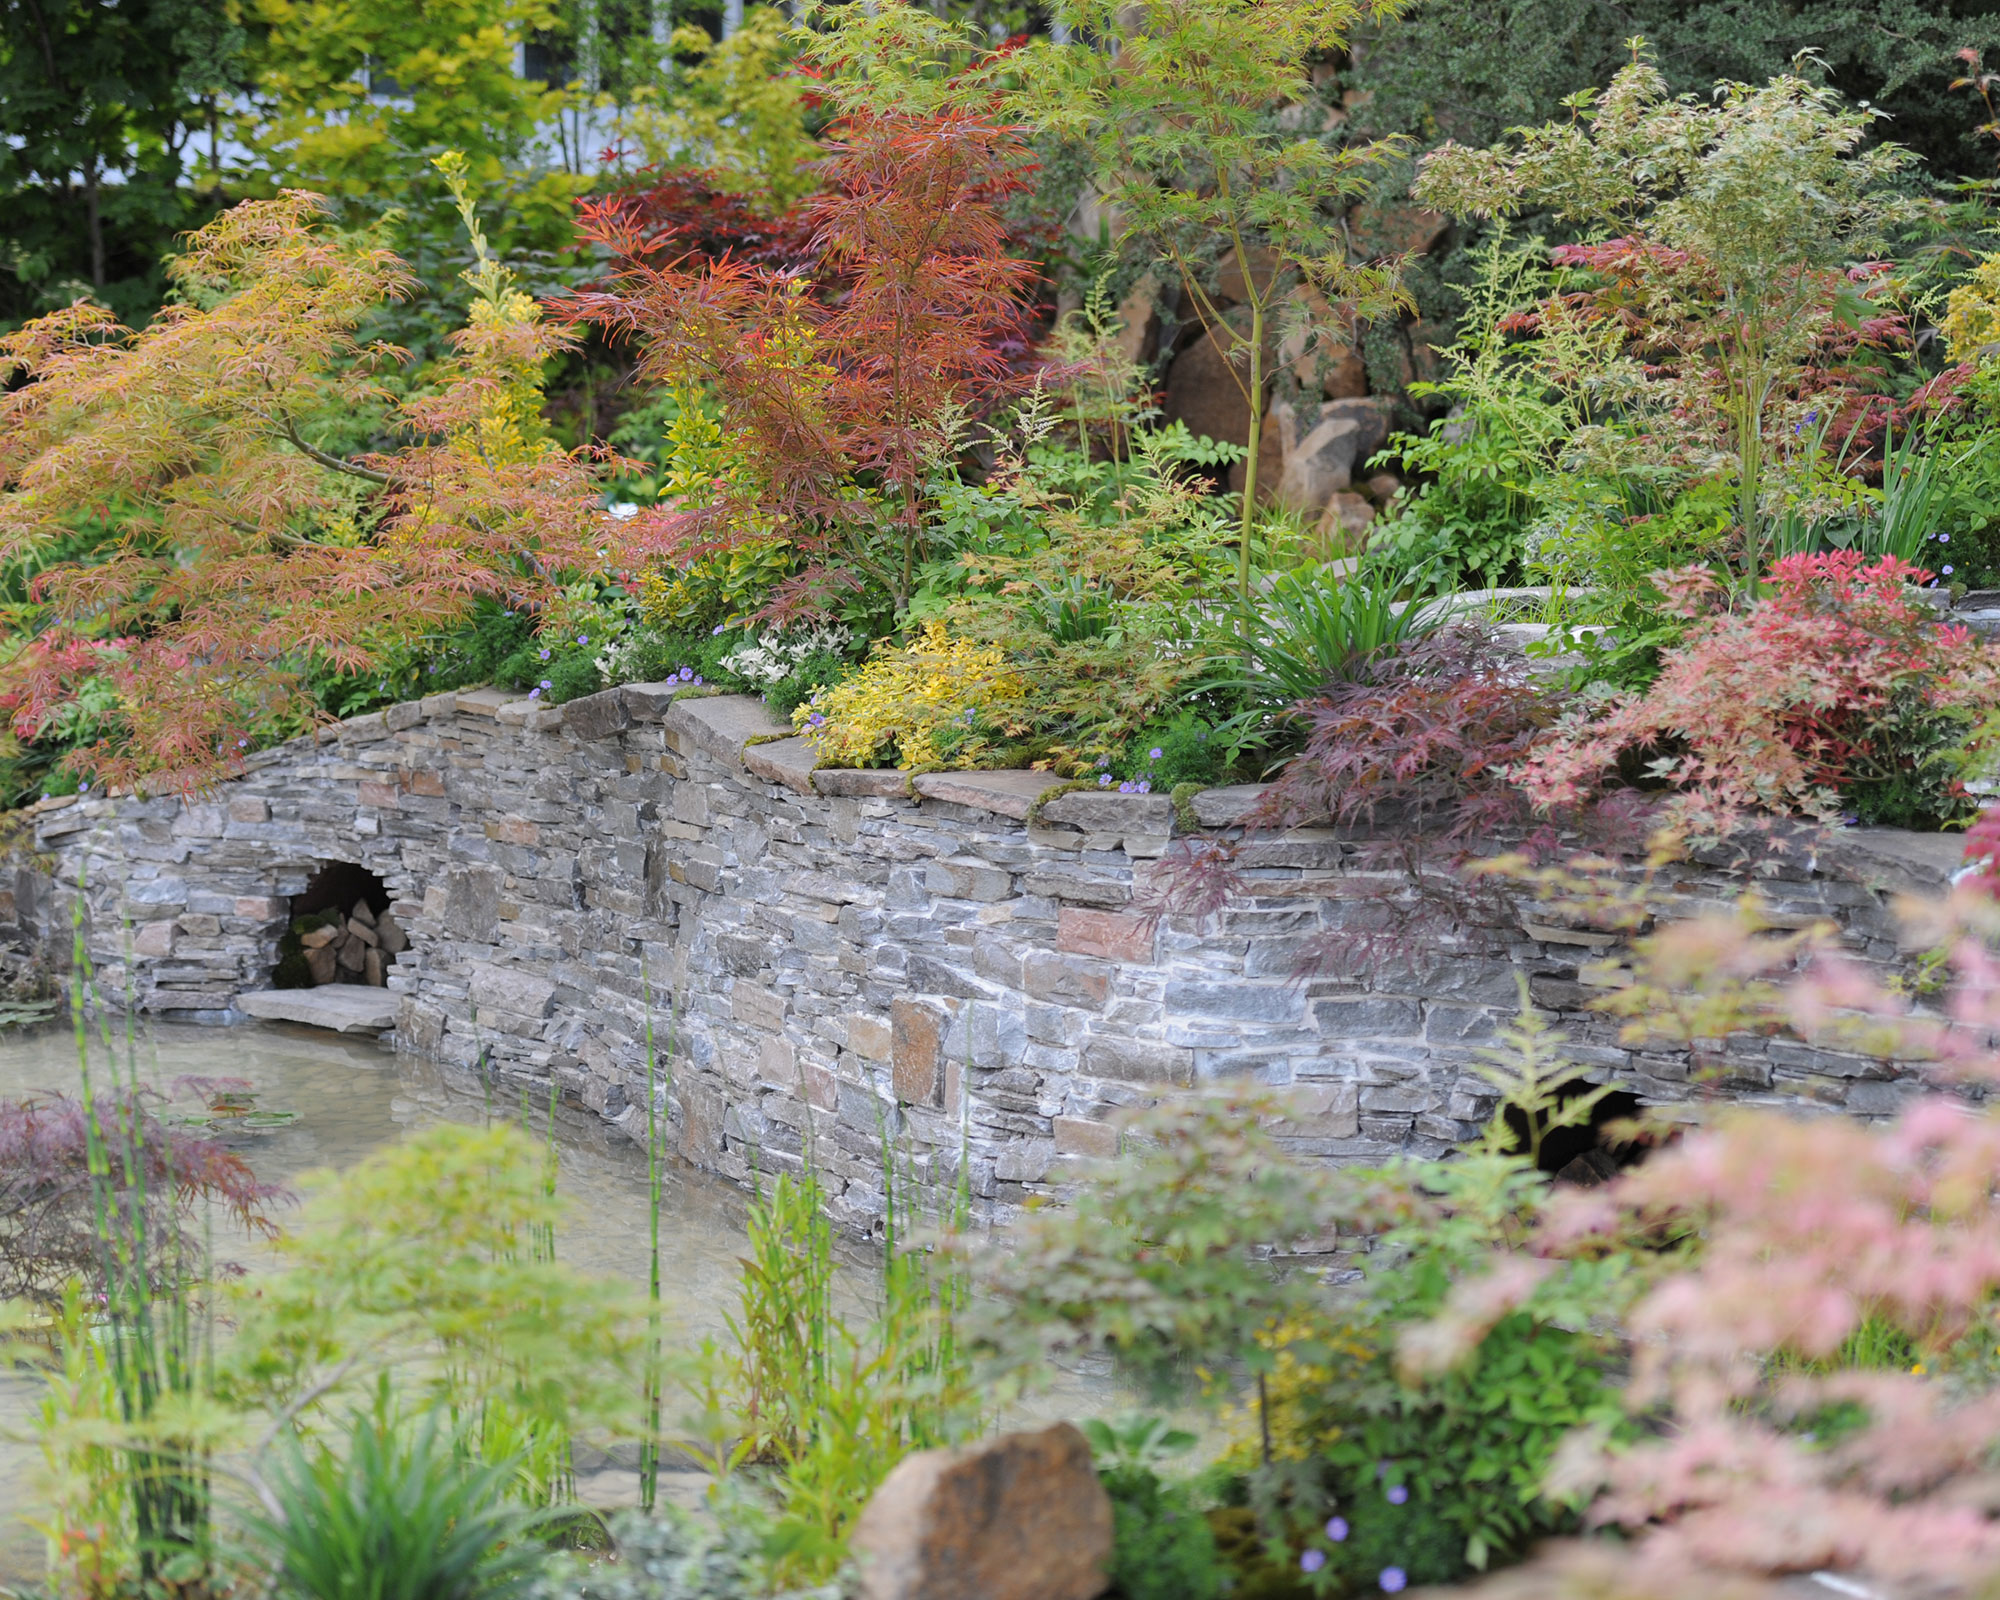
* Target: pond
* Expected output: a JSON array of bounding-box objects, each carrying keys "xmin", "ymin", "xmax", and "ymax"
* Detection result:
[{"xmin": 0, "ymin": 1018, "xmax": 1112, "ymax": 1585}]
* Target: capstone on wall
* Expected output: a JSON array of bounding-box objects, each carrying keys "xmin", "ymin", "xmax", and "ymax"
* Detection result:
[{"xmin": 0, "ymin": 684, "xmax": 1967, "ymax": 1230}]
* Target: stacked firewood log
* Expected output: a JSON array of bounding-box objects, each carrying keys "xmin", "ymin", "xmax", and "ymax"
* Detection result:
[{"xmin": 300, "ymin": 899, "xmax": 408, "ymax": 987}]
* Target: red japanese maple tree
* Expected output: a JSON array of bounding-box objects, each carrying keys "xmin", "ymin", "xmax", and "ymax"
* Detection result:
[{"xmin": 561, "ymin": 110, "xmax": 1040, "ymax": 611}]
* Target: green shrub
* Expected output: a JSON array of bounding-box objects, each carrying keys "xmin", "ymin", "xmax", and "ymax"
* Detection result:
[
  {"xmin": 1100, "ymin": 1465, "xmax": 1226, "ymax": 1600},
  {"xmin": 1119, "ymin": 712, "xmax": 1228, "ymax": 791}
]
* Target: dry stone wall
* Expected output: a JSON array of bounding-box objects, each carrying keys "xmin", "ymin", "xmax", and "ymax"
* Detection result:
[{"xmin": 1, "ymin": 683, "xmax": 1969, "ymax": 1230}]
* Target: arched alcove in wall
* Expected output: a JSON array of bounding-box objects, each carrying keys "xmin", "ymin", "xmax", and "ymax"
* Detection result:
[
  {"xmin": 272, "ymin": 860, "xmax": 408, "ymax": 989},
  {"xmin": 1503, "ymin": 1081, "xmax": 1650, "ymax": 1186}
]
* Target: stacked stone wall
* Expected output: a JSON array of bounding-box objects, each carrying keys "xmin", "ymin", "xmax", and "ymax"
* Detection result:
[{"xmin": 2, "ymin": 683, "xmax": 1967, "ymax": 1230}]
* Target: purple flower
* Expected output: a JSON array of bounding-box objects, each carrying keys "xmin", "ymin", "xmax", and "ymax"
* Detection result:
[
  {"xmin": 1098, "ymin": 773, "xmax": 1113, "ymax": 786},
  {"xmin": 1300, "ymin": 1550, "xmax": 1326, "ymax": 1575},
  {"xmin": 678, "ymin": 666, "xmax": 694, "ymax": 681},
  {"xmin": 1325, "ymin": 1517, "xmax": 1349, "ymax": 1542},
  {"xmin": 692, "ymin": 674, "xmax": 704, "ymax": 686},
  {"xmin": 1386, "ymin": 1485, "xmax": 1408, "ymax": 1506},
  {"xmin": 528, "ymin": 688, "xmax": 542, "ymax": 700},
  {"xmin": 1380, "ymin": 1569, "xmax": 1407, "ymax": 1594},
  {"xmin": 540, "ymin": 679, "xmax": 553, "ymax": 690},
  {"xmin": 1944, "ymin": 564, "xmax": 1956, "ymax": 575},
  {"xmin": 578, "ymin": 634, "xmax": 589, "ymax": 644},
  {"xmin": 1097, "ymin": 755, "xmax": 1110, "ymax": 767},
  {"xmin": 78, "ymin": 782, "xmax": 89, "ymax": 792},
  {"xmin": 1148, "ymin": 747, "xmax": 1163, "ymax": 761},
  {"xmin": 713, "ymin": 624, "xmax": 727, "ymax": 634},
  {"xmin": 1134, "ymin": 780, "xmax": 1151, "ymax": 794},
  {"xmin": 539, "ymin": 648, "xmax": 551, "ymax": 660},
  {"xmin": 1938, "ymin": 533, "xmax": 1951, "ymax": 543}
]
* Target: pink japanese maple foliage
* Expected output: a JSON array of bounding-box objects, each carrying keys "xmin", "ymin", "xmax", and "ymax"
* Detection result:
[
  {"xmin": 1518, "ymin": 553, "xmax": 2000, "ymax": 841},
  {"xmin": 1428, "ymin": 894, "xmax": 2000, "ymax": 1596}
]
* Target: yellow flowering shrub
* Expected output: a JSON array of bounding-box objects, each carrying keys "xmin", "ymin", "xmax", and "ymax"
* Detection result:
[{"xmin": 795, "ymin": 621, "xmax": 1029, "ymax": 770}]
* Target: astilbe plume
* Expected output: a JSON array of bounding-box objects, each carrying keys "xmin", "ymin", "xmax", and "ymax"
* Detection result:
[
  {"xmin": 1517, "ymin": 552, "xmax": 2000, "ymax": 842},
  {"xmin": 0, "ymin": 191, "xmax": 623, "ymax": 791},
  {"xmin": 0, "ymin": 1082, "xmax": 284, "ymax": 1307},
  {"xmin": 560, "ymin": 110, "xmax": 1039, "ymax": 612}
]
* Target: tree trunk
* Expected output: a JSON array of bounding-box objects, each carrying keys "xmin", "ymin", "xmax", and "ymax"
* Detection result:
[{"xmin": 84, "ymin": 158, "xmax": 105, "ymax": 288}]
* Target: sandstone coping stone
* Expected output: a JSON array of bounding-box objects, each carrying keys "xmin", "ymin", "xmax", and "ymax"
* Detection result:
[
  {"xmin": 562, "ymin": 686, "xmax": 632, "ymax": 742},
  {"xmin": 1818, "ymin": 827, "xmax": 1966, "ymax": 898},
  {"xmin": 621, "ymin": 681, "xmax": 691, "ymax": 720},
  {"xmin": 912, "ymin": 770, "xmax": 1060, "ymax": 820},
  {"xmin": 1193, "ymin": 783, "xmax": 1269, "ymax": 827},
  {"xmin": 455, "ymin": 686, "xmax": 516, "ymax": 717},
  {"xmin": 1038, "ymin": 789, "xmax": 1177, "ymax": 833},
  {"xmin": 666, "ymin": 694, "xmax": 792, "ymax": 765},
  {"xmin": 741, "ymin": 736, "xmax": 818, "ymax": 795},
  {"xmin": 813, "ymin": 767, "xmax": 910, "ymax": 799},
  {"xmin": 237, "ymin": 985, "xmax": 399, "ymax": 1033},
  {"xmin": 848, "ymin": 1422, "xmax": 1111, "ymax": 1600}
]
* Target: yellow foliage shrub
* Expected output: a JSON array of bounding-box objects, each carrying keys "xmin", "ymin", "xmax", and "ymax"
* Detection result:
[
  {"xmin": 1943, "ymin": 253, "xmax": 2000, "ymax": 363},
  {"xmin": 795, "ymin": 621, "xmax": 1029, "ymax": 770},
  {"xmin": 1219, "ymin": 1315, "xmax": 1374, "ymax": 1468}
]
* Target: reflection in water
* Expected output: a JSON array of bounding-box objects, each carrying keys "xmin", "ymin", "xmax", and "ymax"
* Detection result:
[
  {"xmin": 0, "ymin": 1018, "xmax": 757, "ymax": 1581},
  {"xmin": 0, "ymin": 1019, "xmax": 1124, "ymax": 1584}
]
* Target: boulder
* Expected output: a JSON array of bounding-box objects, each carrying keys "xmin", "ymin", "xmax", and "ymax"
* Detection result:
[
  {"xmin": 850, "ymin": 1423, "xmax": 1112, "ymax": 1600},
  {"xmin": 1317, "ymin": 491, "xmax": 1377, "ymax": 546},
  {"xmin": 1319, "ymin": 397, "xmax": 1391, "ymax": 471},
  {"xmin": 1161, "ymin": 321, "xmax": 1267, "ymax": 451},
  {"xmin": 1275, "ymin": 410, "xmax": 1364, "ymax": 513}
]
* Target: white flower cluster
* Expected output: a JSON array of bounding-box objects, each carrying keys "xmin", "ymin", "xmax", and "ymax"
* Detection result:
[{"xmin": 718, "ymin": 625, "xmax": 853, "ymax": 687}]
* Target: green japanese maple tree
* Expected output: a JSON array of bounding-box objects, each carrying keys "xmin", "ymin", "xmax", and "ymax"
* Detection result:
[{"xmin": 1010, "ymin": 0, "xmax": 1417, "ymax": 593}]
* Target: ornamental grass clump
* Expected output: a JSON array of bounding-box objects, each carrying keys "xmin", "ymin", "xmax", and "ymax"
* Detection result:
[{"xmin": 1518, "ymin": 552, "xmax": 2000, "ymax": 838}]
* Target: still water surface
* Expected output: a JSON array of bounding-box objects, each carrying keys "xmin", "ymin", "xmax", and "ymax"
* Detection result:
[{"xmin": 0, "ymin": 1019, "xmax": 1096, "ymax": 1584}]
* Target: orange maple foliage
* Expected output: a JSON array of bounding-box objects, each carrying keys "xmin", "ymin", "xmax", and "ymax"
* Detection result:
[{"xmin": 0, "ymin": 188, "xmax": 619, "ymax": 792}]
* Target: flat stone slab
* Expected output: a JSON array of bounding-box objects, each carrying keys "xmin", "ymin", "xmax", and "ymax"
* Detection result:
[
  {"xmin": 1039, "ymin": 789, "xmax": 1176, "ymax": 833},
  {"xmin": 1192, "ymin": 784, "xmax": 1269, "ymax": 828},
  {"xmin": 237, "ymin": 985, "xmax": 399, "ymax": 1034},
  {"xmin": 913, "ymin": 770, "xmax": 1062, "ymax": 820},
  {"xmin": 742, "ymin": 736, "xmax": 818, "ymax": 795},
  {"xmin": 666, "ymin": 694, "xmax": 792, "ymax": 765},
  {"xmin": 454, "ymin": 686, "xmax": 517, "ymax": 717},
  {"xmin": 814, "ymin": 767, "xmax": 910, "ymax": 799}
]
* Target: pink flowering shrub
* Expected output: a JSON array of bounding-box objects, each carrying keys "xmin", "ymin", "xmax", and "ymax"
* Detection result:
[{"xmin": 1517, "ymin": 553, "xmax": 2000, "ymax": 839}]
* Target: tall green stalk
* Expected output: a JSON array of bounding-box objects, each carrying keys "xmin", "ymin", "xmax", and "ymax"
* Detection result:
[
  {"xmin": 64, "ymin": 882, "xmax": 211, "ymax": 1586},
  {"xmin": 638, "ymin": 964, "xmax": 671, "ymax": 1514}
]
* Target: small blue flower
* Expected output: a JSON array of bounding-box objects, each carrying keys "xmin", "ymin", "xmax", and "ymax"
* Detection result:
[
  {"xmin": 578, "ymin": 634, "xmax": 588, "ymax": 644},
  {"xmin": 78, "ymin": 781, "xmax": 89, "ymax": 792},
  {"xmin": 1098, "ymin": 773, "xmax": 1113, "ymax": 786},
  {"xmin": 1148, "ymin": 747, "xmax": 1163, "ymax": 761},
  {"xmin": 1325, "ymin": 1518, "xmax": 1349, "ymax": 1542},
  {"xmin": 528, "ymin": 687, "xmax": 542, "ymax": 700},
  {"xmin": 1938, "ymin": 532, "xmax": 1951, "ymax": 543},
  {"xmin": 1300, "ymin": 1551, "xmax": 1326, "ymax": 1575},
  {"xmin": 1135, "ymin": 779, "xmax": 1150, "ymax": 794},
  {"xmin": 1380, "ymin": 1569, "xmax": 1407, "ymax": 1594},
  {"xmin": 1386, "ymin": 1484, "xmax": 1408, "ymax": 1506},
  {"xmin": 678, "ymin": 666, "xmax": 694, "ymax": 681},
  {"xmin": 713, "ymin": 624, "xmax": 727, "ymax": 635},
  {"xmin": 540, "ymin": 679, "xmax": 553, "ymax": 690},
  {"xmin": 1097, "ymin": 755, "xmax": 1110, "ymax": 767},
  {"xmin": 692, "ymin": 674, "xmax": 704, "ymax": 686},
  {"xmin": 539, "ymin": 648, "xmax": 551, "ymax": 660},
  {"xmin": 1944, "ymin": 565, "xmax": 1956, "ymax": 575}
]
